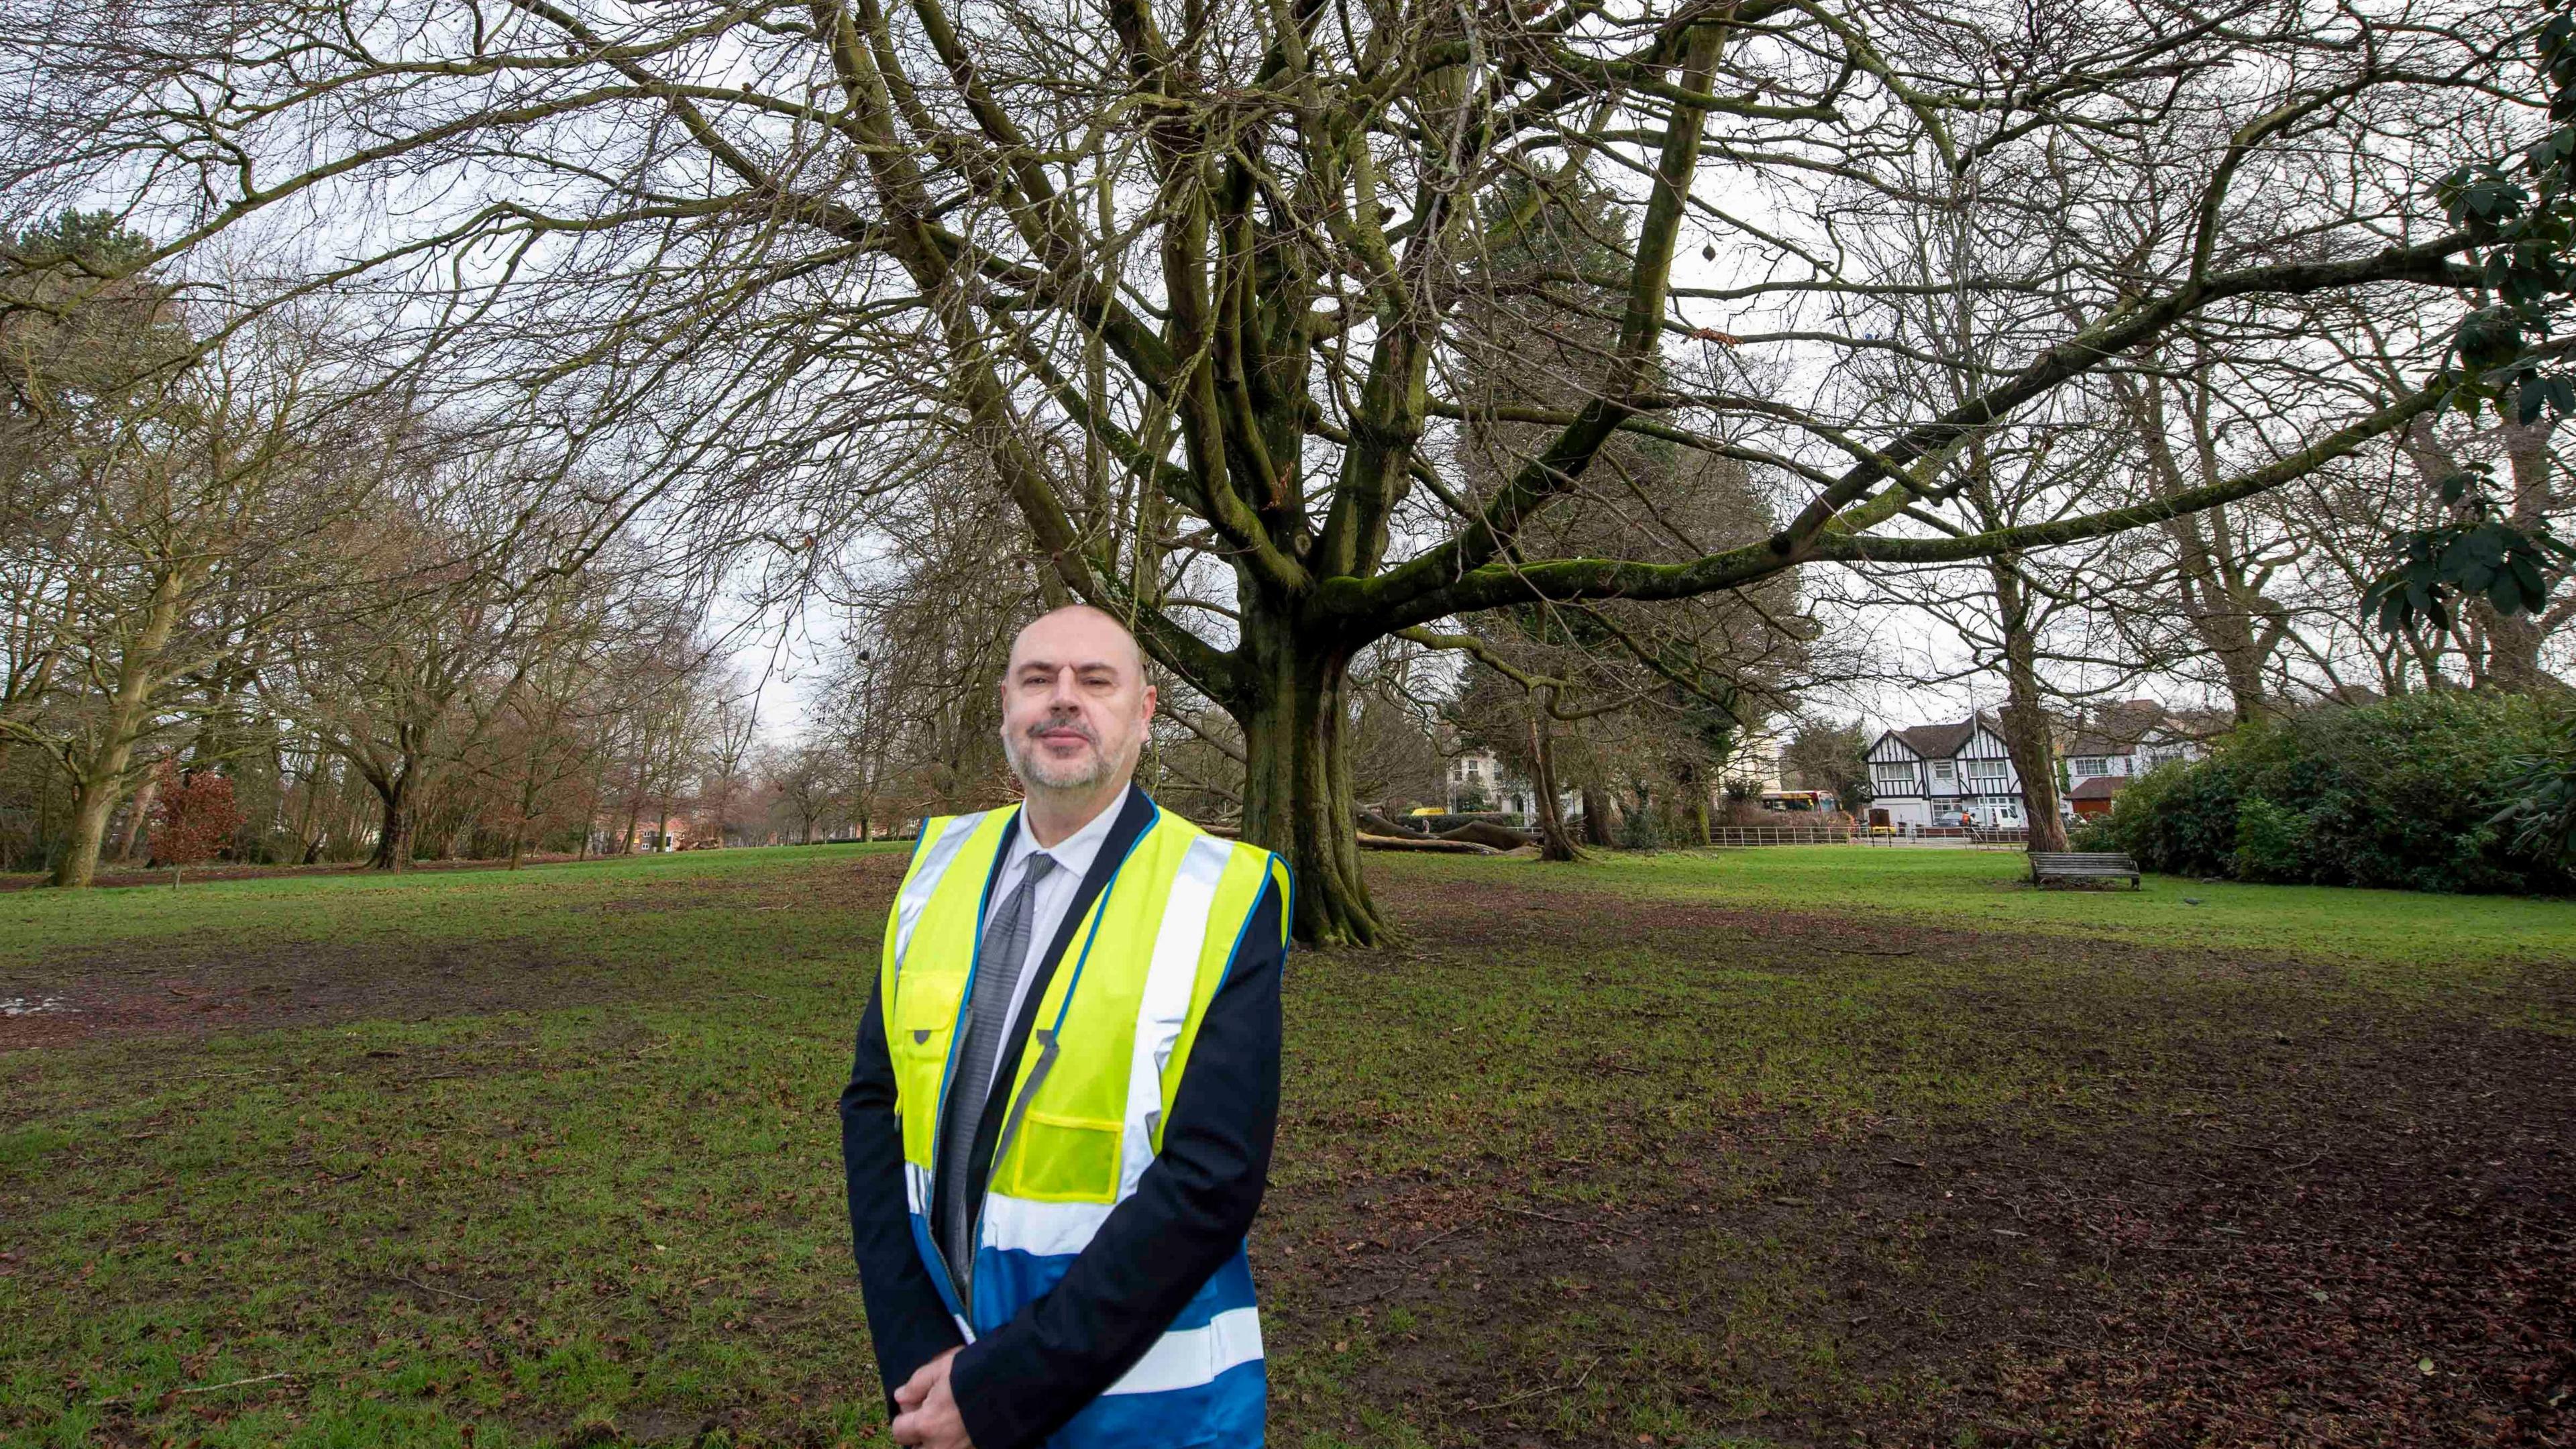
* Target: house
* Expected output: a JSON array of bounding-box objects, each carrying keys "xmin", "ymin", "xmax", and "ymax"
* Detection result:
[
  {"xmin": 1446, "ymin": 748, "xmax": 1534, "ymax": 816},
  {"xmin": 2060, "ymin": 701, "xmax": 2215, "ymax": 816},
  {"xmin": 1863, "ymin": 714, "xmax": 2029, "ymax": 830}
]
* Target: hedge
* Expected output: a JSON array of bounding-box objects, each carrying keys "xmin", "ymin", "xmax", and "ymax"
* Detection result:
[{"xmin": 2106, "ymin": 692, "xmax": 2569, "ymax": 894}]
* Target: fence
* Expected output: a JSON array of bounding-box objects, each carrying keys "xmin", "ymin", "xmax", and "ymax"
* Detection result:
[
  {"xmin": 1705, "ymin": 824, "xmax": 2033, "ymax": 850},
  {"xmin": 1706, "ymin": 825, "xmax": 1855, "ymax": 847},
  {"xmin": 1856, "ymin": 825, "xmax": 2032, "ymax": 850}
]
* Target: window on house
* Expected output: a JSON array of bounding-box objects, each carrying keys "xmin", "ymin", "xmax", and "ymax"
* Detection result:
[
  {"xmin": 1968, "ymin": 758, "xmax": 2007, "ymax": 782},
  {"xmin": 2072, "ymin": 757, "xmax": 2107, "ymax": 777},
  {"xmin": 1933, "ymin": 761, "xmax": 1955, "ymax": 783},
  {"xmin": 1871, "ymin": 764, "xmax": 1915, "ymax": 792}
]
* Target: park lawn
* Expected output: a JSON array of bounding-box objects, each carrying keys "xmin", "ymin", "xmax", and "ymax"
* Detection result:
[
  {"xmin": 1492, "ymin": 844, "xmax": 2576, "ymax": 966},
  {"xmin": 2, "ymin": 844, "xmax": 2570, "ymax": 1448}
]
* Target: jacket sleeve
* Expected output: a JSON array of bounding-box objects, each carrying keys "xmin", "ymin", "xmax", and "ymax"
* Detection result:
[
  {"xmin": 948, "ymin": 875, "xmax": 1286, "ymax": 1449},
  {"xmin": 843, "ymin": 973, "xmax": 967, "ymax": 1411}
]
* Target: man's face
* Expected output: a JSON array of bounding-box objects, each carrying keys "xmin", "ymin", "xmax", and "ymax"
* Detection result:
[{"xmin": 999, "ymin": 610, "xmax": 1156, "ymax": 793}]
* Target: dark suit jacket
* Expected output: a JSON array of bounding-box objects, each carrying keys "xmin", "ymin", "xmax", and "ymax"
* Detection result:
[{"xmin": 841, "ymin": 786, "xmax": 1286, "ymax": 1449}]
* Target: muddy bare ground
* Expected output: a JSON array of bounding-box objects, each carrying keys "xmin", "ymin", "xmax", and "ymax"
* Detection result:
[
  {"xmin": 1260, "ymin": 871, "xmax": 2576, "ymax": 1448},
  {"xmin": 5, "ymin": 852, "xmax": 2571, "ymax": 1446},
  {"xmin": 0, "ymin": 853, "xmax": 600, "ymax": 893},
  {"xmin": 0, "ymin": 934, "xmax": 604, "ymax": 1052}
]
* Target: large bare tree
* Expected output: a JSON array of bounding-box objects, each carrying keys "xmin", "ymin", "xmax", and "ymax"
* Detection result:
[{"xmin": 4, "ymin": 0, "xmax": 2539, "ymax": 938}]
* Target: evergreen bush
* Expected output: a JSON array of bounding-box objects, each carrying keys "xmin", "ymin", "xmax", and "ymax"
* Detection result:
[
  {"xmin": 2063, "ymin": 814, "xmax": 2123, "ymax": 851},
  {"xmin": 2106, "ymin": 693, "xmax": 2565, "ymax": 894}
]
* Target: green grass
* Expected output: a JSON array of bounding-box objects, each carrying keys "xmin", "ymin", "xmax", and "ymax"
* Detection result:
[
  {"xmin": 1417, "ymin": 844, "xmax": 2576, "ymax": 965},
  {"xmin": 0, "ymin": 846, "xmax": 881, "ymax": 964},
  {"xmin": 2, "ymin": 844, "xmax": 2568, "ymax": 1448}
]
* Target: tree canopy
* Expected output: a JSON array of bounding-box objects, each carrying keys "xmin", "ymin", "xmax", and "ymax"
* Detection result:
[{"xmin": 3, "ymin": 0, "xmax": 2556, "ymax": 936}]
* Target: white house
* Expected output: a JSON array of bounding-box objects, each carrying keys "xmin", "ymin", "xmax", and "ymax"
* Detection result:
[
  {"xmin": 1446, "ymin": 748, "xmax": 1524, "ymax": 814},
  {"xmin": 1863, "ymin": 714, "xmax": 2029, "ymax": 830},
  {"xmin": 1442, "ymin": 748, "xmax": 1581, "ymax": 820},
  {"xmin": 2062, "ymin": 701, "xmax": 2214, "ymax": 816}
]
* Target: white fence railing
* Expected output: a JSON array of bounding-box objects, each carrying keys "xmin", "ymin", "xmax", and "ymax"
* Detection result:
[
  {"xmin": 1705, "ymin": 824, "xmax": 2034, "ymax": 850},
  {"xmin": 1705, "ymin": 825, "xmax": 1858, "ymax": 847}
]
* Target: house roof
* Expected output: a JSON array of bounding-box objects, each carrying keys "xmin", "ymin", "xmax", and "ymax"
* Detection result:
[
  {"xmin": 2063, "ymin": 699, "xmax": 2170, "ymax": 757},
  {"xmin": 1892, "ymin": 717, "xmax": 1978, "ymax": 759},
  {"xmin": 2066, "ymin": 700, "xmax": 2235, "ymax": 755},
  {"xmin": 2068, "ymin": 775, "xmax": 2129, "ymax": 800}
]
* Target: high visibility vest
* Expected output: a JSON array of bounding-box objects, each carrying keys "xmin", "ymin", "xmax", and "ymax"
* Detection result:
[{"xmin": 881, "ymin": 798, "xmax": 1289, "ymax": 1448}]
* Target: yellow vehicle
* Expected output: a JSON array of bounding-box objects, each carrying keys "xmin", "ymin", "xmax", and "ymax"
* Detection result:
[{"xmin": 1759, "ymin": 790, "xmax": 1839, "ymax": 812}]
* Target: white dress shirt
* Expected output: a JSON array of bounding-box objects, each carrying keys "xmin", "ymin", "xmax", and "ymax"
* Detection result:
[{"xmin": 968, "ymin": 792, "xmax": 1122, "ymax": 1106}]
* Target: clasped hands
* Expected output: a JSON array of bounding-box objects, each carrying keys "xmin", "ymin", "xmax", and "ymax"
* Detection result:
[{"xmin": 890, "ymin": 1346, "xmax": 974, "ymax": 1449}]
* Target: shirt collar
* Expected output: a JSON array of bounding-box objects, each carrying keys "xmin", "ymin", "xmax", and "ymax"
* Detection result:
[{"xmin": 1008, "ymin": 786, "xmax": 1126, "ymax": 883}]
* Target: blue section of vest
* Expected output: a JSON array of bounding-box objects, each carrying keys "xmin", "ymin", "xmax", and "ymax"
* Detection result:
[
  {"xmin": 908, "ymin": 1210, "xmax": 965, "ymax": 1320},
  {"xmin": 1050, "ymin": 1359, "xmax": 1266, "ymax": 1449},
  {"xmin": 971, "ymin": 1244, "xmax": 1256, "ymax": 1336}
]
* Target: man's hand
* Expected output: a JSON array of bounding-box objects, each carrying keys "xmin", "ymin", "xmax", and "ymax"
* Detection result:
[{"xmin": 890, "ymin": 1346, "xmax": 972, "ymax": 1449}]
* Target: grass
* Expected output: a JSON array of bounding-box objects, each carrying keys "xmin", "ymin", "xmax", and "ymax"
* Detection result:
[
  {"xmin": 2, "ymin": 843, "xmax": 2570, "ymax": 1448},
  {"xmin": 1540, "ymin": 844, "xmax": 2576, "ymax": 965}
]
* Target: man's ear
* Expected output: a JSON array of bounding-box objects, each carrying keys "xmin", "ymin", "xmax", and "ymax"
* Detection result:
[{"xmin": 1139, "ymin": 682, "xmax": 1158, "ymax": 723}]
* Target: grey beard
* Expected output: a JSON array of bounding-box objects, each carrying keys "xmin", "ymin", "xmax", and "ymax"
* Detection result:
[{"xmin": 1004, "ymin": 724, "xmax": 1111, "ymax": 791}]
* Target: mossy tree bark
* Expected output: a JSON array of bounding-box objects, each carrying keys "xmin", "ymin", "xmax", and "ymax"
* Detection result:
[{"xmin": 1232, "ymin": 619, "xmax": 1382, "ymax": 946}]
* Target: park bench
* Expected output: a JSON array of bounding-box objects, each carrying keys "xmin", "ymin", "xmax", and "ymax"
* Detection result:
[{"xmin": 2027, "ymin": 851, "xmax": 2141, "ymax": 889}]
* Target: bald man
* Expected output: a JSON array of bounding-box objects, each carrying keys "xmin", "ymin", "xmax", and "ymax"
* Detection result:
[{"xmin": 841, "ymin": 606, "xmax": 1289, "ymax": 1449}]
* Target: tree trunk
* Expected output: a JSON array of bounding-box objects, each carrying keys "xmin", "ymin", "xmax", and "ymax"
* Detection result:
[
  {"xmin": 1579, "ymin": 784, "xmax": 1617, "ymax": 849},
  {"xmin": 1995, "ymin": 699, "xmax": 2067, "ymax": 851},
  {"xmin": 368, "ymin": 768, "xmax": 416, "ymax": 870},
  {"xmin": 115, "ymin": 772, "xmax": 162, "ymax": 863},
  {"xmin": 1988, "ymin": 561, "xmax": 2069, "ymax": 852},
  {"xmin": 2472, "ymin": 415, "xmax": 2561, "ymax": 692},
  {"xmin": 1234, "ymin": 626, "xmax": 1385, "ymax": 947},
  {"xmin": 48, "ymin": 565, "xmax": 188, "ymax": 889},
  {"xmin": 1527, "ymin": 692, "xmax": 1584, "ymax": 862},
  {"xmin": 52, "ymin": 771, "xmax": 125, "ymax": 889}
]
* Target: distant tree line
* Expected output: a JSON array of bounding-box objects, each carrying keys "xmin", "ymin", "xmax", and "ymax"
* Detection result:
[{"xmin": 0, "ymin": 213, "xmax": 763, "ymax": 883}]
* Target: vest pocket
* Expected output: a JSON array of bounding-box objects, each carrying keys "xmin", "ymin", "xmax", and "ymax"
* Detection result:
[
  {"xmin": 892, "ymin": 1022, "xmax": 953, "ymax": 1159},
  {"xmin": 998, "ymin": 1110, "xmax": 1122, "ymax": 1203}
]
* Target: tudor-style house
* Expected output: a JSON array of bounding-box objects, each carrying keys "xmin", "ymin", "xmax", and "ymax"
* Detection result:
[
  {"xmin": 2062, "ymin": 700, "xmax": 2214, "ymax": 816},
  {"xmin": 1863, "ymin": 714, "xmax": 2029, "ymax": 830}
]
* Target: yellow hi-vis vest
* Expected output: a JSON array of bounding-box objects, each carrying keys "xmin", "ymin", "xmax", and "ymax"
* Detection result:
[{"xmin": 881, "ymin": 798, "xmax": 1288, "ymax": 1447}]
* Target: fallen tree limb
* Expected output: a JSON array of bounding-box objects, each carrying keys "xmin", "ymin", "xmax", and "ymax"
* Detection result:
[
  {"xmin": 1358, "ymin": 833, "xmax": 1499, "ymax": 855},
  {"xmin": 1434, "ymin": 821, "xmax": 1536, "ymax": 851},
  {"xmin": 1358, "ymin": 811, "xmax": 1430, "ymax": 837}
]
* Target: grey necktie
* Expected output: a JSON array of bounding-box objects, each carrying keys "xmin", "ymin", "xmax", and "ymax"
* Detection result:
[{"xmin": 938, "ymin": 849, "xmax": 1058, "ymax": 1294}]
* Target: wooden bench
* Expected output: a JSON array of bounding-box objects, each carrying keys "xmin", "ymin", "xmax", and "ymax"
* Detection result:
[{"xmin": 2028, "ymin": 851, "xmax": 2141, "ymax": 889}]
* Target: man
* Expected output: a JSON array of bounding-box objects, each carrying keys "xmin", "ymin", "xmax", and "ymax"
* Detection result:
[{"xmin": 841, "ymin": 604, "xmax": 1289, "ymax": 1449}]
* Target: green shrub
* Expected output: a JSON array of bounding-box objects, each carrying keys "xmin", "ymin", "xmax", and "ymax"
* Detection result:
[
  {"xmin": 2064, "ymin": 814, "xmax": 2123, "ymax": 851},
  {"xmin": 1618, "ymin": 799, "xmax": 1667, "ymax": 849},
  {"xmin": 2107, "ymin": 692, "xmax": 2567, "ymax": 894},
  {"xmin": 2488, "ymin": 708, "xmax": 2576, "ymax": 868},
  {"xmin": 2231, "ymin": 796, "xmax": 2306, "ymax": 882}
]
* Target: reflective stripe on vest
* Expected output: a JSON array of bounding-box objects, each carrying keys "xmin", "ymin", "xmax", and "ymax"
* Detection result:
[{"xmin": 879, "ymin": 800, "xmax": 1287, "ymax": 1448}]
